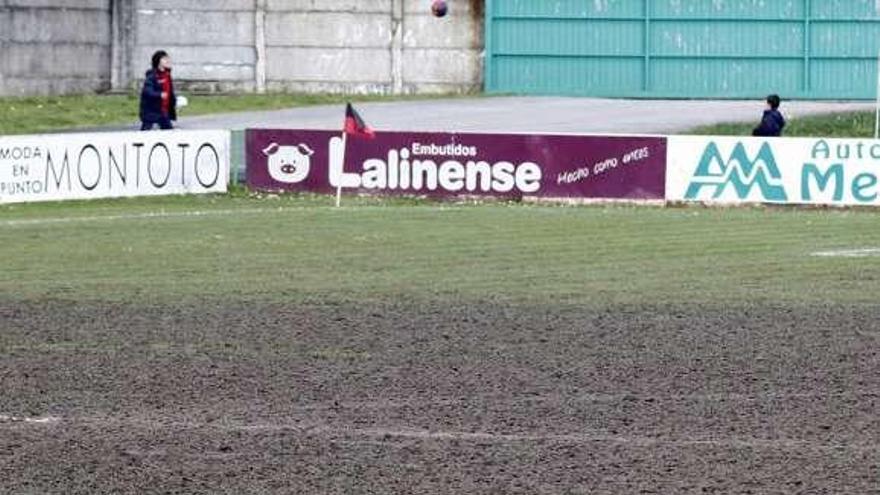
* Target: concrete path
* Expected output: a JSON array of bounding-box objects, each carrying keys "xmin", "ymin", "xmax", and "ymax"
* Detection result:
[{"xmin": 157, "ymin": 97, "xmax": 875, "ymax": 135}]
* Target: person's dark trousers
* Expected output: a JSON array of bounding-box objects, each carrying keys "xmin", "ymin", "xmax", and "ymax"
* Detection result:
[{"xmin": 141, "ymin": 116, "xmax": 173, "ymax": 130}]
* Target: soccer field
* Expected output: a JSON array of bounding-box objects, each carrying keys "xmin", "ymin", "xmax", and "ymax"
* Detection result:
[
  {"xmin": 1, "ymin": 194, "xmax": 878, "ymax": 493},
  {"xmin": 3, "ymin": 194, "xmax": 880, "ymax": 305}
]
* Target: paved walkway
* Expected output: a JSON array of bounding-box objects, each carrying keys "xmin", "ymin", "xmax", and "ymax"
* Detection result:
[{"xmin": 158, "ymin": 97, "xmax": 875, "ymax": 134}]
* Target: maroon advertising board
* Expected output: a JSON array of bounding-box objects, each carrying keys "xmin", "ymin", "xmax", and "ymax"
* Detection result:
[{"xmin": 246, "ymin": 129, "xmax": 666, "ymax": 200}]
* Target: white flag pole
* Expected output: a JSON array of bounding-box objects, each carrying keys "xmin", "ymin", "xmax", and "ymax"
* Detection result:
[
  {"xmin": 335, "ymin": 132, "xmax": 347, "ymax": 208},
  {"xmin": 875, "ymin": 47, "xmax": 880, "ymax": 139}
]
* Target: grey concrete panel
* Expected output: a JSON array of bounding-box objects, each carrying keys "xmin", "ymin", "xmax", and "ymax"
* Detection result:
[
  {"xmin": 0, "ymin": 42, "xmax": 8, "ymax": 85},
  {"xmin": 137, "ymin": 0, "xmax": 253, "ymax": 11},
  {"xmin": 173, "ymin": 62, "xmax": 254, "ymax": 81},
  {"xmin": 9, "ymin": 8, "xmax": 111, "ymax": 43},
  {"xmin": 4, "ymin": 42, "xmax": 110, "ymax": 77},
  {"xmin": 133, "ymin": 45, "xmax": 255, "ymax": 68},
  {"xmin": 266, "ymin": 0, "xmax": 391, "ymax": 13},
  {"xmin": 266, "ymin": 12, "xmax": 392, "ymax": 48},
  {"xmin": 402, "ymin": 81, "xmax": 481, "ymax": 94},
  {"xmin": 265, "ymin": 79, "xmax": 392, "ymax": 94},
  {"xmin": 0, "ymin": 11, "xmax": 10, "ymax": 41},
  {"xmin": 128, "ymin": 62, "xmax": 253, "ymax": 85},
  {"xmin": 403, "ymin": 48, "xmax": 481, "ymax": 84},
  {"xmin": 404, "ymin": 0, "xmax": 478, "ymax": 14},
  {"xmin": 265, "ymin": 46, "xmax": 391, "ymax": 82},
  {"xmin": 403, "ymin": 12, "xmax": 482, "ymax": 49},
  {"xmin": 136, "ymin": 9, "xmax": 253, "ymax": 45},
  {"xmin": 175, "ymin": 79, "xmax": 255, "ymax": 93},
  {"xmin": 0, "ymin": 76, "xmax": 109, "ymax": 96},
  {"xmin": 6, "ymin": 0, "xmax": 109, "ymax": 9}
]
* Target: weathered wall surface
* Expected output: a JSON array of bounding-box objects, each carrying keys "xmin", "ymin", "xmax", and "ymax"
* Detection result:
[
  {"xmin": 261, "ymin": 0, "xmax": 482, "ymax": 94},
  {"xmin": 264, "ymin": 0, "xmax": 393, "ymax": 93},
  {"xmin": 0, "ymin": 0, "xmax": 113, "ymax": 95},
  {"xmin": 400, "ymin": 0, "xmax": 483, "ymax": 94},
  {"xmin": 1, "ymin": 0, "xmax": 484, "ymax": 96},
  {"xmin": 129, "ymin": 0, "xmax": 257, "ymax": 93}
]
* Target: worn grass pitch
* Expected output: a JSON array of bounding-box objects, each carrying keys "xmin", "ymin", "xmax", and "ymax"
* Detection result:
[
  {"xmin": 1, "ymin": 194, "xmax": 878, "ymax": 305},
  {"xmin": 1, "ymin": 195, "xmax": 878, "ymax": 494}
]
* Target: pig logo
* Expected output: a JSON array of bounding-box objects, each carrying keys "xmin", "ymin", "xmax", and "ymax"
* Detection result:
[{"xmin": 263, "ymin": 142, "xmax": 314, "ymax": 183}]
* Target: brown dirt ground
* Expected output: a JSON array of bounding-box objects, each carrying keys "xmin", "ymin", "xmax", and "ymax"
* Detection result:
[{"xmin": 1, "ymin": 300, "xmax": 878, "ymax": 494}]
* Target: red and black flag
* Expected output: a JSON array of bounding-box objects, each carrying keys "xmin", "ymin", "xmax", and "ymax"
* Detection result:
[{"xmin": 343, "ymin": 102, "xmax": 375, "ymax": 139}]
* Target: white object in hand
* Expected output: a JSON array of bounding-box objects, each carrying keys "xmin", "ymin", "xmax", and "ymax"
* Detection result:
[{"xmin": 176, "ymin": 95, "xmax": 189, "ymax": 108}]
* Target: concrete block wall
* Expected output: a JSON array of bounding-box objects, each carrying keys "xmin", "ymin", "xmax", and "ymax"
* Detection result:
[
  {"xmin": 0, "ymin": 0, "xmax": 113, "ymax": 96},
  {"xmin": 1, "ymin": 0, "xmax": 484, "ymax": 96},
  {"xmin": 263, "ymin": 0, "xmax": 395, "ymax": 93},
  {"xmin": 262, "ymin": 0, "xmax": 483, "ymax": 94},
  {"xmin": 129, "ymin": 0, "xmax": 257, "ymax": 93},
  {"xmin": 401, "ymin": 0, "xmax": 483, "ymax": 94}
]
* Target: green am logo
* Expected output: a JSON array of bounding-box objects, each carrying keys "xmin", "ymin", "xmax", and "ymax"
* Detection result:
[{"xmin": 685, "ymin": 142, "xmax": 788, "ymax": 202}]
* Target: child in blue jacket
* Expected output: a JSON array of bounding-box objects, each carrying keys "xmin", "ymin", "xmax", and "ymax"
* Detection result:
[{"xmin": 752, "ymin": 94, "xmax": 785, "ymax": 137}]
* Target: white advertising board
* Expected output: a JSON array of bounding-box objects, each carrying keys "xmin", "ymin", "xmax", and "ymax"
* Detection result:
[
  {"xmin": 668, "ymin": 136, "xmax": 880, "ymax": 206},
  {"xmin": 0, "ymin": 130, "xmax": 229, "ymax": 204}
]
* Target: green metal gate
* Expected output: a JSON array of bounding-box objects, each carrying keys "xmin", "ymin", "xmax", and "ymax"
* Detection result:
[{"xmin": 484, "ymin": 0, "xmax": 880, "ymax": 99}]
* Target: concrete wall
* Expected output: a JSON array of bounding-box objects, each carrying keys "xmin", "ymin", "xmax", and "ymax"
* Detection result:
[
  {"xmin": 260, "ymin": 0, "xmax": 482, "ymax": 94},
  {"xmin": 401, "ymin": 0, "xmax": 483, "ymax": 94},
  {"xmin": 1, "ymin": 0, "xmax": 483, "ymax": 96},
  {"xmin": 129, "ymin": 0, "xmax": 257, "ymax": 93},
  {"xmin": 0, "ymin": 0, "xmax": 113, "ymax": 96}
]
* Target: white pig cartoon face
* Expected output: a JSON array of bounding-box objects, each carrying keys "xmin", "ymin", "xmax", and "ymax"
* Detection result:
[{"xmin": 263, "ymin": 142, "xmax": 314, "ymax": 184}]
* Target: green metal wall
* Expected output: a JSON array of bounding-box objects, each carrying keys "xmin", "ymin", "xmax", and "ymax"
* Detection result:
[{"xmin": 484, "ymin": 0, "xmax": 880, "ymax": 99}]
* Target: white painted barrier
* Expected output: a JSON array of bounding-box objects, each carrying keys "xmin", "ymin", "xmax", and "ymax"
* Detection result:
[
  {"xmin": 0, "ymin": 130, "xmax": 229, "ymax": 204},
  {"xmin": 667, "ymin": 136, "xmax": 880, "ymax": 207}
]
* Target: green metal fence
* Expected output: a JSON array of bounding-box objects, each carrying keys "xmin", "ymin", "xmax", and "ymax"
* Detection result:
[{"xmin": 485, "ymin": 0, "xmax": 880, "ymax": 99}]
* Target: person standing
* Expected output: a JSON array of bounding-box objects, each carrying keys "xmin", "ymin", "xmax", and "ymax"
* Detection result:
[
  {"xmin": 752, "ymin": 94, "xmax": 785, "ymax": 137},
  {"xmin": 139, "ymin": 50, "xmax": 177, "ymax": 130}
]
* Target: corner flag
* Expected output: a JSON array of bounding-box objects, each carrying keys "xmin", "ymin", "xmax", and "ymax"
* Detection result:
[
  {"xmin": 335, "ymin": 103, "xmax": 374, "ymax": 207},
  {"xmin": 344, "ymin": 103, "xmax": 375, "ymax": 139}
]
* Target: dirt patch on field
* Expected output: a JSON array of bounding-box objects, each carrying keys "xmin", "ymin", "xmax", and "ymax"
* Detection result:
[{"xmin": 1, "ymin": 300, "xmax": 878, "ymax": 494}]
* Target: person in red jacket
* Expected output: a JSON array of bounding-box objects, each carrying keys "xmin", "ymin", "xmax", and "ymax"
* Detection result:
[{"xmin": 139, "ymin": 50, "xmax": 177, "ymax": 130}]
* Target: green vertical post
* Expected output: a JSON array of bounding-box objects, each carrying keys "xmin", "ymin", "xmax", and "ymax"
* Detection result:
[
  {"xmin": 230, "ymin": 129, "xmax": 245, "ymax": 185},
  {"xmin": 484, "ymin": 0, "xmax": 494, "ymax": 92},
  {"xmin": 803, "ymin": 0, "xmax": 811, "ymax": 93},
  {"xmin": 643, "ymin": 0, "xmax": 651, "ymax": 92}
]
